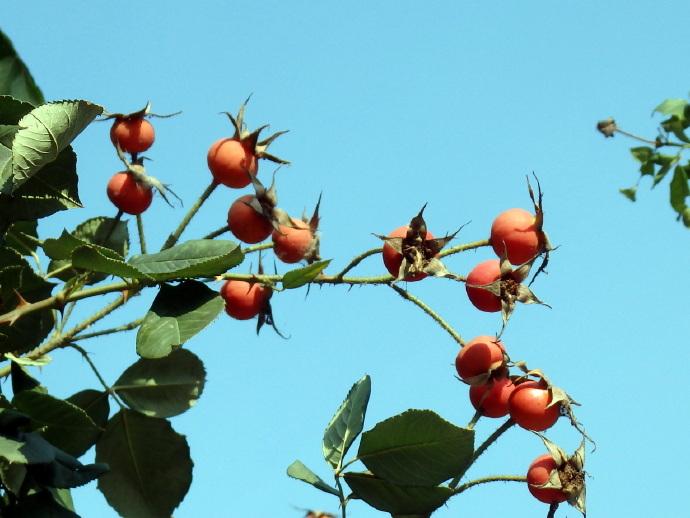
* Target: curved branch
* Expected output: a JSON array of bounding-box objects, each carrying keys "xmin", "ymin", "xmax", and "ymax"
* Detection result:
[{"xmin": 452, "ymin": 474, "xmax": 526, "ymax": 495}]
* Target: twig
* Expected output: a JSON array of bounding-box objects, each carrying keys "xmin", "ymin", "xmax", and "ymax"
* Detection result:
[
  {"xmin": 203, "ymin": 225, "xmax": 230, "ymax": 240},
  {"xmin": 452, "ymin": 474, "xmax": 526, "ymax": 495},
  {"xmin": 389, "ymin": 283, "xmax": 464, "ymax": 346},
  {"xmin": 136, "ymin": 214, "xmax": 147, "ymax": 254},
  {"xmin": 547, "ymin": 502, "xmax": 559, "ymax": 518},
  {"xmin": 162, "ymin": 181, "xmax": 218, "ymax": 250},
  {"xmin": 449, "ymin": 419, "xmax": 515, "ymax": 488},
  {"xmin": 68, "ymin": 343, "xmax": 125, "ymax": 409},
  {"xmin": 334, "ymin": 248, "xmax": 381, "ymax": 279},
  {"xmin": 73, "ymin": 318, "xmax": 143, "ymax": 341}
]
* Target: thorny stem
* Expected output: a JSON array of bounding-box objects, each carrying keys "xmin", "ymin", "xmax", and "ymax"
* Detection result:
[
  {"xmin": 334, "ymin": 476, "xmax": 348, "ymax": 518},
  {"xmin": 334, "ymin": 247, "xmax": 381, "ymax": 279},
  {"xmin": 136, "ymin": 214, "xmax": 147, "ymax": 254},
  {"xmin": 0, "ymin": 293, "xmax": 129, "ymax": 377},
  {"xmin": 390, "ymin": 283, "xmax": 464, "ymax": 347},
  {"xmin": 242, "ymin": 242, "xmax": 272, "ymax": 255},
  {"xmin": 452, "ymin": 475, "xmax": 526, "ymax": 495},
  {"xmin": 73, "ymin": 318, "xmax": 144, "ymax": 341},
  {"xmin": 439, "ymin": 239, "xmax": 490, "ymax": 258},
  {"xmin": 162, "ymin": 181, "xmax": 218, "ymax": 250},
  {"xmin": 547, "ymin": 502, "xmax": 559, "ymax": 518},
  {"xmin": 449, "ymin": 418, "xmax": 515, "ymax": 488},
  {"xmin": 202, "ymin": 225, "xmax": 230, "ymax": 240},
  {"xmin": 68, "ymin": 343, "xmax": 126, "ymax": 409}
]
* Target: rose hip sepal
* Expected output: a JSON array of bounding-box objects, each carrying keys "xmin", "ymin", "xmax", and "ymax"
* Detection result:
[
  {"xmin": 272, "ymin": 194, "xmax": 322, "ymax": 264},
  {"xmin": 527, "ymin": 435, "xmax": 586, "ymax": 515},
  {"xmin": 376, "ymin": 204, "xmax": 461, "ymax": 281},
  {"xmin": 207, "ymin": 98, "xmax": 289, "ymax": 188},
  {"xmin": 465, "ymin": 255, "xmax": 549, "ymax": 332},
  {"xmin": 104, "ymin": 101, "xmax": 180, "ymax": 156}
]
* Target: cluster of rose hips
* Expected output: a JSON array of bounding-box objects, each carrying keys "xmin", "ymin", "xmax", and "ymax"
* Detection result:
[
  {"xmin": 106, "ymin": 105, "xmax": 160, "ymax": 215},
  {"xmin": 207, "ymin": 103, "xmax": 319, "ymax": 323}
]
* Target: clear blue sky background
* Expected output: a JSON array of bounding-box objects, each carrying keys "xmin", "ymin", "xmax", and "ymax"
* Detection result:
[{"xmin": 3, "ymin": 2, "xmax": 690, "ymax": 517}]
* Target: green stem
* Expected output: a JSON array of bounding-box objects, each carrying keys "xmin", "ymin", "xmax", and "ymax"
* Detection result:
[
  {"xmin": 334, "ymin": 248, "xmax": 381, "ymax": 279},
  {"xmin": 44, "ymin": 263, "xmax": 75, "ymax": 280},
  {"xmin": 439, "ymin": 239, "xmax": 491, "ymax": 258},
  {"xmin": 0, "ymin": 293, "xmax": 129, "ymax": 377},
  {"xmin": 452, "ymin": 475, "xmax": 526, "ymax": 495},
  {"xmin": 547, "ymin": 502, "xmax": 559, "ymax": 518},
  {"xmin": 162, "ymin": 181, "xmax": 218, "ymax": 250},
  {"xmin": 73, "ymin": 318, "xmax": 144, "ymax": 341},
  {"xmin": 449, "ymin": 419, "xmax": 515, "ymax": 488},
  {"xmin": 466, "ymin": 410, "xmax": 482, "ymax": 430},
  {"xmin": 242, "ymin": 242, "xmax": 272, "ymax": 255},
  {"xmin": 136, "ymin": 214, "xmax": 147, "ymax": 254},
  {"xmin": 203, "ymin": 225, "xmax": 230, "ymax": 240},
  {"xmin": 389, "ymin": 284, "xmax": 464, "ymax": 346},
  {"xmin": 68, "ymin": 343, "xmax": 125, "ymax": 409},
  {"xmin": 335, "ymin": 476, "xmax": 347, "ymax": 518}
]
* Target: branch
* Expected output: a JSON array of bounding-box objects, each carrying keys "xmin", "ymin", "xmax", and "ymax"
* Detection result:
[
  {"xmin": 162, "ymin": 180, "xmax": 218, "ymax": 250},
  {"xmin": 0, "ymin": 293, "xmax": 130, "ymax": 377},
  {"xmin": 136, "ymin": 214, "xmax": 147, "ymax": 254},
  {"xmin": 389, "ymin": 283, "xmax": 464, "ymax": 346},
  {"xmin": 452, "ymin": 474, "xmax": 526, "ymax": 495},
  {"xmin": 68, "ymin": 343, "xmax": 126, "ymax": 409},
  {"xmin": 72, "ymin": 318, "xmax": 143, "ymax": 341},
  {"xmin": 439, "ymin": 239, "xmax": 490, "ymax": 258},
  {"xmin": 547, "ymin": 502, "xmax": 559, "ymax": 518},
  {"xmin": 449, "ymin": 418, "xmax": 515, "ymax": 488},
  {"xmin": 202, "ymin": 225, "xmax": 230, "ymax": 240},
  {"xmin": 334, "ymin": 247, "xmax": 381, "ymax": 279}
]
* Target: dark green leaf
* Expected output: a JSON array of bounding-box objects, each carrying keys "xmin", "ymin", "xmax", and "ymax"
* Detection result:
[
  {"xmin": 343, "ymin": 472, "xmax": 453, "ymax": 515},
  {"xmin": 49, "ymin": 488, "xmax": 75, "ymax": 513},
  {"xmin": 129, "ymin": 239, "xmax": 244, "ymax": 281},
  {"xmin": 3, "ymin": 490, "xmax": 79, "ymax": 518},
  {"xmin": 113, "ymin": 349, "xmax": 205, "ymax": 418},
  {"xmin": 0, "ymin": 95, "xmax": 35, "ymax": 125},
  {"xmin": 10, "ymin": 362, "xmax": 43, "ymax": 394},
  {"xmin": 282, "ymin": 260, "xmax": 331, "ymax": 289},
  {"xmin": 0, "ymin": 247, "xmax": 55, "ymax": 354},
  {"xmin": 31, "ymin": 447, "xmax": 108, "ymax": 489},
  {"xmin": 12, "ymin": 101, "xmax": 102, "ymax": 191},
  {"xmin": 286, "ymin": 460, "xmax": 340, "ymax": 497},
  {"xmin": 71, "ymin": 244, "xmax": 146, "ymax": 280},
  {"xmin": 136, "ymin": 281, "xmax": 224, "ymax": 359},
  {"xmin": 0, "ymin": 147, "xmax": 81, "ymax": 222},
  {"xmin": 5, "ymin": 220, "xmax": 38, "ymax": 256},
  {"xmin": 653, "ymin": 161, "xmax": 673, "ymax": 187},
  {"xmin": 630, "ymin": 146, "xmax": 653, "ymax": 164},
  {"xmin": 0, "ymin": 408, "xmax": 31, "ymax": 436},
  {"xmin": 0, "ymin": 459, "xmax": 26, "ymax": 494},
  {"xmin": 12, "ymin": 391, "xmax": 99, "ymax": 457},
  {"xmin": 357, "ymin": 409, "xmax": 474, "ymax": 486},
  {"xmin": 0, "ymin": 124, "xmax": 21, "ymax": 147},
  {"xmin": 0, "ymin": 432, "xmax": 55, "ymax": 465},
  {"xmin": 64, "ymin": 390, "xmax": 110, "ymax": 457},
  {"xmin": 0, "ymin": 30, "xmax": 44, "ymax": 106},
  {"xmin": 96, "ymin": 410, "xmax": 192, "ymax": 518},
  {"xmin": 323, "ymin": 375, "xmax": 371, "ymax": 468},
  {"xmin": 670, "ymin": 166, "xmax": 689, "ymax": 215},
  {"xmin": 619, "ymin": 187, "xmax": 637, "ymax": 202},
  {"xmin": 0, "ymin": 142, "xmax": 11, "ymax": 183}
]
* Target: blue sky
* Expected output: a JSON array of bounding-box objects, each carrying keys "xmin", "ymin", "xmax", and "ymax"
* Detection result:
[{"xmin": 3, "ymin": 1, "xmax": 690, "ymax": 516}]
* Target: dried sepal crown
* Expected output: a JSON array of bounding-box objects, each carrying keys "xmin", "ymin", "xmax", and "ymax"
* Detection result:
[
  {"xmin": 222, "ymin": 96, "xmax": 289, "ymax": 165},
  {"xmin": 534, "ymin": 434, "xmax": 587, "ymax": 516},
  {"xmin": 102, "ymin": 101, "xmax": 181, "ymax": 121}
]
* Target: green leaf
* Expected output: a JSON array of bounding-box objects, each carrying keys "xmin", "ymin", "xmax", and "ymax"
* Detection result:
[
  {"xmin": 654, "ymin": 98, "xmax": 688, "ymax": 118},
  {"xmin": 0, "ymin": 147, "xmax": 81, "ymax": 222},
  {"xmin": 282, "ymin": 260, "xmax": 331, "ymax": 289},
  {"xmin": 32, "ymin": 447, "xmax": 108, "ymax": 489},
  {"xmin": 96, "ymin": 410, "xmax": 192, "ymax": 518},
  {"xmin": 113, "ymin": 349, "xmax": 205, "ymax": 418},
  {"xmin": 2, "ymin": 490, "xmax": 79, "ymax": 518},
  {"xmin": 128, "ymin": 239, "xmax": 244, "ymax": 281},
  {"xmin": 0, "ymin": 459, "xmax": 26, "ymax": 494},
  {"xmin": 65, "ymin": 390, "xmax": 110, "ymax": 457},
  {"xmin": 322, "ymin": 375, "xmax": 371, "ymax": 469},
  {"xmin": 0, "ymin": 95, "xmax": 35, "ymax": 125},
  {"xmin": 11, "ymin": 100, "xmax": 103, "ymax": 192},
  {"xmin": 46, "ymin": 216, "xmax": 129, "ymax": 284},
  {"xmin": 630, "ymin": 146, "xmax": 653, "ymax": 164},
  {"xmin": 0, "ymin": 142, "xmax": 11, "ymax": 183},
  {"xmin": 12, "ymin": 391, "xmax": 100, "ymax": 457},
  {"xmin": 5, "ymin": 220, "xmax": 39, "ymax": 256},
  {"xmin": 670, "ymin": 165, "xmax": 690, "ymax": 215},
  {"xmin": 653, "ymin": 161, "xmax": 673, "ymax": 187},
  {"xmin": 0, "ymin": 30, "xmax": 44, "ymax": 106},
  {"xmin": 10, "ymin": 361, "xmax": 44, "ymax": 394},
  {"xmin": 357, "ymin": 410, "xmax": 474, "ymax": 486},
  {"xmin": 71, "ymin": 244, "xmax": 147, "ymax": 280},
  {"xmin": 0, "ymin": 124, "xmax": 21, "ymax": 147},
  {"xmin": 286, "ymin": 460, "xmax": 340, "ymax": 497},
  {"xmin": 6, "ymin": 352, "xmax": 51, "ymax": 367},
  {"xmin": 619, "ymin": 187, "xmax": 637, "ymax": 202},
  {"xmin": 343, "ymin": 472, "xmax": 453, "ymax": 515},
  {"xmin": 136, "ymin": 281, "xmax": 224, "ymax": 359},
  {"xmin": 0, "ymin": 249, "xmax": 55, "ymax": 354}
]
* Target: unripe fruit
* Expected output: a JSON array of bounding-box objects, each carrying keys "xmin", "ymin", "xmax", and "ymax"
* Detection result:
[
  {"xmin": 526, "ymin": 454, "xmax": 568, "ymax": 504},
  {"xmin": 220, "ymin": 280, "xmax": 269, "ymax": 320},
  {"xmin": 382, "ymin": 225, "xmax": 434, "ymax": 282},
  {"xmin": 207, "ymin": 138, "xmax": 258, "ymax": 188},
  {"xmin": 272, "ymin": 218, "xmax": 313, "ymax": 264},
  {"xmin": 508, "ymin": 380, "xmax": 561, "ymax": 431},
  {"xmin": 228, "ymin": 195, "xmax": 273, "ymax": 244},
  {"xmin": 490, "ymin": 208, "xmax": 543, "ymax": 265},
  {"xmin": 455, "ymin": 335, "xmax": 505, "ymax": 383},
  {"xmin": 106, "ymin": 172, "xmax": 153, "ymax": 215},
  {"xmin": 469, "ymin": 377, "xmax": 515, "ymax": 418},
  {"xmin": 465, "ymin": 259, "xmax": 502, "ymax": 312},
  {"xmin": 110, "ymin": 117, "xmax": 155, "ymax": 153}
]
